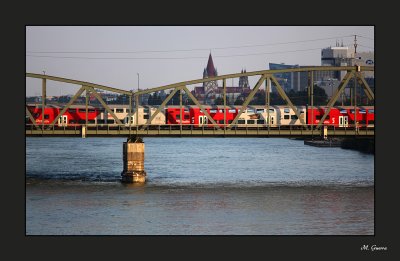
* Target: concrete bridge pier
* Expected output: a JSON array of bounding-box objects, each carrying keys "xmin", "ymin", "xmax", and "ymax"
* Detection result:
[{"xmin": 121, "ymin": 136, "xmax": 146, "ymax": 183}]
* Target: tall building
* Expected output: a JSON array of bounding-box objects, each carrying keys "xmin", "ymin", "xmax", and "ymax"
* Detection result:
[
  {"xmin": 320, "ymin": 43, "xmax": 353, "ymax": 81},
  {"xmin": 317, "ymin": 43, "xmax": 374, "ymax": 99},
  {"xmin": 268, "ymin": 63, "xmax": 308, "ymax": 92}
]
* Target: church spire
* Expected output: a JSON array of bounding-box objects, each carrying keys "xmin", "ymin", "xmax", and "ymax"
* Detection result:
[{"xmin": 206, "ymin": 52, "xmax": 217, "ymax": 77}]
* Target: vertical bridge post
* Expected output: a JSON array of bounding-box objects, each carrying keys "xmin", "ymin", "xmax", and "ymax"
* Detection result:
[{"xmin": 121, "ymin": 137, "xmax": 146, "ymax": 183}]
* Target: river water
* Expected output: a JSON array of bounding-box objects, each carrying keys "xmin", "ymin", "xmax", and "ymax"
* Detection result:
[{"xmin": 26, "ymin": 137, "xmax": 374, "ymax": 235}]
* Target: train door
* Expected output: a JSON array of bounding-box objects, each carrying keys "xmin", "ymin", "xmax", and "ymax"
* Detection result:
[
  {"xmin": 58, "ymin": 115, "xmax": 68, "ymax": 126},
  {"xmin": 339, "ymin": 116, "xmax": 348, "ymax": 127},
  {"xmin": 124, "ymin": 115, "xmax": 134, "ymax": 126},
  {"xmin": 267, "ymin": 115, "xmax": 274, "ymax": 126},
  {"xmin": 198, "ymin": 116, "xmax": 207, "ymax": 126}
]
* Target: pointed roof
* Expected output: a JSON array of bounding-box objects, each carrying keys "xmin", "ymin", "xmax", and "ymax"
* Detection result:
[{"xmin": 206, "ymin": 53, "xmax": 217, "ymax": 77}]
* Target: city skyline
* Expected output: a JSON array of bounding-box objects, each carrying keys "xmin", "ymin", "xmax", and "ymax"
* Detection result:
[{"xmin": 26, "ymin": 26, "xmax": 374, "ymax": 96}]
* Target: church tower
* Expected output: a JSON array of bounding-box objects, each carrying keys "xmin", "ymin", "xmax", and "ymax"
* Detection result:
[
  {"xmin": 203, "ymin": 53, "xmax": 219, "ymax": 104},
  {"xmin": 238, "ymin": 69, "xmax": 250, "ymax": 88}
]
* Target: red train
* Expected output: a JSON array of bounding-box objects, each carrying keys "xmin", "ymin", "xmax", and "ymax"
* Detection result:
[{"xmin": 26, "ymin": 104, "xmax": 374, "ymax": 129}]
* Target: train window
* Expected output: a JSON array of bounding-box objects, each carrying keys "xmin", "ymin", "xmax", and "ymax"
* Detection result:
[
  {"xmin": 247, "ymin": 120, "xmax": 255, "ymax": 124},
  {"xmin": 78, "ymin": 109, "xmax": 86, "ymax": 113},
  {"xmin": 219, "ymin": 120, "xmax": 225, "ymax": 124},
  {"xmin": 237, "ymin": 120, "xmax": 245, "ymax": 124},
  {"xmin": 175, "ymin": 115, "xmax": 180, "ymax": 119},
  {"xmin": 350, "ymin": 110, "xmax": 355, "ymax": 114},
  {"xmin": 228, "ymin": 109, "xmax": 236, "ymax": 113},
  {"xmin": 44, "ymin": 114, "xmax": 49, "ymax": 119},
  {"xmin": 107, "ymin": 119, "xmax": 115, "ymax": 124},
  {"xmin": 210, "ymin": 109, "xmax": 217, "ymax": 113},
  {"xmin": 116, "ymin": 109, "xmax": 124, "ymax": 113},
  {"xmin": 349, "ymin": 120, "xmax": 354, "ymax": 124},
  {"xmin": 88, "ymin": 120, "xmax": 96, "ymax": 124},
  {"xmin": 219, "ymin": 109, "xmax": 224, "ymax": 113},
  {"xmin": 269, "ymin": 109, "xmax": 275, "ymax": 113},
  {"xmin": 88, "ymin": 109, "xmax": 96, "ymax": 113},
  {"xmin": 228, "ymin": 120, "xmax": 233, "ymax": 124},
  {"xmin": 284, "ymin": 108, "xmax": 290, "ymax": 113},
  {"xmin": 143, "ymin": 115, "xmax": 149, "ymax": 119},
  {"xmin": 69, "ymin": 120, "xmax": 76, "ymax": 124},
  {"xmin": 291, "ymin": 115, "xmax": 298, "ymax": 120},
  {"xmin": 360, "ymin": 120, "xmax": 366, "ymax": 124},
  {"xmin": 97, "ymin": 120, "xmax": 105, "ymax": 124},
  {"xmin": 300, "ymin": 111, "xmax": 304, "ymax": 114},
  {"xmin": 258, "ymin": 120, "xmax": 265, "ymax": 124},
  {"xmin": 284, "ymin": 115, "xmax": 290, "ymax": 120},
  {"xmin": 368, "ymin": 110, "xmax": 374, "ymax": 114},
  {"xmin": 340, "ymin": 109, "xmax": 347, "ymax": 114},
  {"xmin": 184, "ymin": 108, "xmax": 189, "ymax": 112},
  {"xmin": 68, "ymin": 108, "xmax": 76, "ymax": 113},
  {"xmin": 78, "ymin": 120, "xmax": 85, "ymax": 124},
  {"xmin": 256, "ymin": 109, "xmax": 265, "ymax": 113},
  {"xmin": 360, "ymin": 109, "xmax": 366, "ymax": 114},
  {"xmin": 184, "ymin": 115, "xmax": 190, "ymax": 120},
  {"xmin": 144, "ymin": 108, "xmax": 149, "ymax": 113},
  {"xmin": 246, "ymin": 109, "xmax": 254, "ymax": 113}
]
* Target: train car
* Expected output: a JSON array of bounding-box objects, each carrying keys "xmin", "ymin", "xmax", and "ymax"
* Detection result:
[
  {"xmin": 26, "ymin": 104, "xmax": 101, "ymax": 127},
  {"xmin": 307, "ymin": 106, "xmax": 374, "ymax": 128},
  {"xmin": 93, "ymin": 105, "xmax": 166, "ymax": 126}
]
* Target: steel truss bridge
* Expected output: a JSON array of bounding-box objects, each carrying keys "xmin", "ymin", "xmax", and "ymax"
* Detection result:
[{"xmin": 26, "ymin": 66, "xmax": 374, "ymax": 138}]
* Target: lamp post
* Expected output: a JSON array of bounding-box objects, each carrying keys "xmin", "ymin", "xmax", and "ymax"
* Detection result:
[
  {"xmin": 137, "ymin": 73, "xmax": 140, "ymax": 92},
  {"xmin": 137, "ymin": 73, "xmax": 140, "ymax": 105}
]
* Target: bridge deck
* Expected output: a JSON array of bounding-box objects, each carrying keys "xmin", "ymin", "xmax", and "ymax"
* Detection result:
[{"xmin": 26, "ymin": 125, "xmax": 374, "ymax": 137}]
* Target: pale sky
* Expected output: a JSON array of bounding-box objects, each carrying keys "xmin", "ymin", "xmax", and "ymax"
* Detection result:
[{"xmin": 26, "ymin": 26, "xmax": 374, "ymax": 96}]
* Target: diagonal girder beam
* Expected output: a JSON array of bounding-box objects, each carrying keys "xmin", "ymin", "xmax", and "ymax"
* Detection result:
[
  {"xmin": 270, "ymin": 75, "xmax": 307, "ymax": 127},
  {"xmin": 228, "ymin": 75, "xmax": 267, "ymax": 128},
  {"xmin": 181, "ymin": 86, "xmax": 220, "ymax": 129},
  {"xmin": 356, "ymin": 73, "xmax": 374, "ymax": 100},
  {"xmin": 87, "ymin": 87, "xmax": 124, "ymax": 126},
  {"xmin": 49, "ymin": 86, "xmax": 85, "ymax": 127},
  {"xmin": 26, "ymin": 73, "xmax": 132, "ymax": 96},
  {"xmin": 142, "ymin": 87, "xmax": 181, "ymax": 128},
  {"xmin": 25, "ymin": 106, "xmax": 40, "ymax": 129},
  {"xmin": 316, "ymin": 71, "xmax": 354, "ymax": 129}
]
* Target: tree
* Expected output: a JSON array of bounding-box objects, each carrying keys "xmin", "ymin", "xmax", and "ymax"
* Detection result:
[
  {"xmin": 234, "ymin": 96, "xmax": 244, "ymax": 105},
  {"xmin": 147, "ymin": 94, "xmax": 154, "ymax": 105},
  {"xmin": 166, "ymin": 90, "xmax": 180, "ymax": 105},
  {"xmin": 213, "ymin": 97, "xmax": 224, "ymax": 105},
  {"xmin": 312, "ymin": 84, "xmax": 328, "ymax": 106}
]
